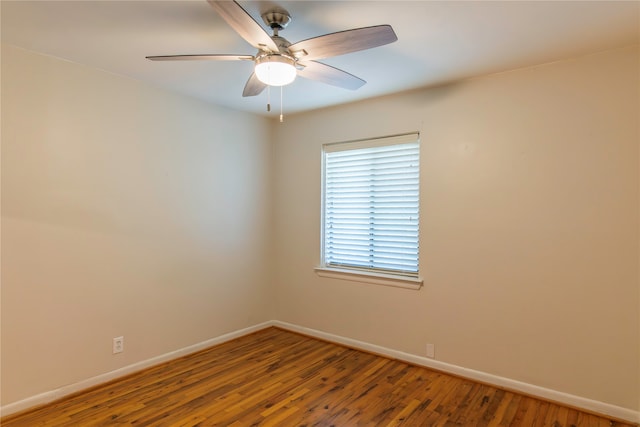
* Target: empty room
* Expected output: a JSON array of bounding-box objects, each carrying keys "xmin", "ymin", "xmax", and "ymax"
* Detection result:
[{"xmin": 1, "ymin": 1, "xmax": 639, "ymax": 425}]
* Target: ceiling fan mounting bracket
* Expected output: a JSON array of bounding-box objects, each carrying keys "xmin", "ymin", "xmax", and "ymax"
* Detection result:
[{"xmin": 261, "ymin": 9, "xmax": 291, "ymax": 31}]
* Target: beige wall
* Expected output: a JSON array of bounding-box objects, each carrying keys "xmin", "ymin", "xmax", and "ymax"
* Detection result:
[
  {"xmin": 272, "ymin": 46, "xmax": 639, "ymax": 410},
  {"xmin": 1, "ymin": 45, "xmax": 274, "ymax": 405},
  {"xmin": 1, "ymin": 42, "xmax": 638, "ymax": 413}
]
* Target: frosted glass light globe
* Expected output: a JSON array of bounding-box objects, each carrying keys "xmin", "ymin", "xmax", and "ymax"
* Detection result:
[{"xmin": 255, "ymin": 55, "xmax": 297, "ymax": 86}]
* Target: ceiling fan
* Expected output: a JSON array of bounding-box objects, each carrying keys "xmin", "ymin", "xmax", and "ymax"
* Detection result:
[{"xmin": 146, "ymin": 0, "xmax": 398, "ymax": 98}]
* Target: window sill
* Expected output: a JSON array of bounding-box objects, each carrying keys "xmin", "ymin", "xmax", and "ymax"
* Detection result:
[{"xmin": 314, "ymin": 267, "xmax": 423, "ymax": 290}]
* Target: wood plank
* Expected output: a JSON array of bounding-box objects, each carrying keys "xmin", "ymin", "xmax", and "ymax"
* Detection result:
[{"xmin": 2, "ymin": 327, "xmax": 635, "ymax": 427}]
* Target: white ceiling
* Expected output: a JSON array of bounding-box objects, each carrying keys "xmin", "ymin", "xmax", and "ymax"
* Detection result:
[{"xmin": 2, "ymin": 1, "xmax": 639, "ymax": 117}]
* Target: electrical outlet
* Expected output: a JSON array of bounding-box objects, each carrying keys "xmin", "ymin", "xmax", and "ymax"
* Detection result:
[
  {"xmin": 113, "ymin": 336, "xmax": 124, "ymax": 354},
  {"xmin": 426, "ymin": 343, "xmax": 435, "ymax": 359}
]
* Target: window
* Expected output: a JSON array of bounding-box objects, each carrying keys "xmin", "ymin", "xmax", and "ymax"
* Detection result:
[{"xmin": 317, "ymin": 133, "xmax": 422, "ymax": 289}]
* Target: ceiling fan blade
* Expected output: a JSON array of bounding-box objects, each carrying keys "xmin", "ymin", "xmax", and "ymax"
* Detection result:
[
  {"xmin": 289, "ymin": 25, "xmax": 397, "ymax": 61},
  {"xmin": 297, "ymin": 61, "xmax": 365, "ymax": 90},
  {"xmin": 243, "ymin": 72, "xmax": 267, "ymax": 97},
  {"xmin": 146, "ymin": 54, "xmax": 254, "ymax": 61},
  {"xmin": 207, "ymin": 0, "xmax": 279, "ymax": 53}
]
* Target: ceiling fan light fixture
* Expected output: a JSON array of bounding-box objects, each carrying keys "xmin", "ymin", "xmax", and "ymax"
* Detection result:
[{"xmin": 255, "ymin": 54, "xmax": 297, "ymax": 86}]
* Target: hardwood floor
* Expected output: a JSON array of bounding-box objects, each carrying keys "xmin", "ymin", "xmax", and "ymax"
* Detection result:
[{"xmin": 2, "ymin": 327, "xmax": 635, "ymax": 426}]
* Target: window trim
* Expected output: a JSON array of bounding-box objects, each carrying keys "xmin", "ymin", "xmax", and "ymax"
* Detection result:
[
  {"xmin": 318, "ymin": 132, "xmax": 422, "ymax": 290},
  {"xmin": 314, "ymin": 266, "xmax": 423, "ymax": 290}
]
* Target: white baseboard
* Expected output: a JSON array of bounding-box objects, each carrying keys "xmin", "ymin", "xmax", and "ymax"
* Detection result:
[
  {"xmin": 0, "ymin": 321, "xmax": 274, "ymax": 418},
  {"xmin": 272, "ymin": 320, "xmax": 640, "ymax": 424},
  {"xmin": 3, "ymin": 320, "xmax": 638, "ymax": 424}
]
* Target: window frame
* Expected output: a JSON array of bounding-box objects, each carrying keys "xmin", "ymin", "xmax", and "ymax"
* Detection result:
[{"xmin": 316, "ymin": 133, "xmax": 423, "ymax": 290}]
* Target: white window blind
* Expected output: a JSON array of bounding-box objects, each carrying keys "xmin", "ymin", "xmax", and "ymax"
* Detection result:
[{"xmin": 322, "ymin": 133, "xmax": 420, "ymax": 277}]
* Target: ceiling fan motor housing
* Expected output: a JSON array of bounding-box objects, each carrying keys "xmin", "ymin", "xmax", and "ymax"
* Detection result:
[{"xmin": 270, "ymin": 35, "xmax": 293, "ymax": 55}]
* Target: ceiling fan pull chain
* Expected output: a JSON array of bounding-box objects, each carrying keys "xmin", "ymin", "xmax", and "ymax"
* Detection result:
[
  {"xmin": 267, "ymin": 85, "xmax": 271, "ymax": 112},
  {"xmin": 280, "ymin": 85, "xmax": 284, "ymax": 123}
]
